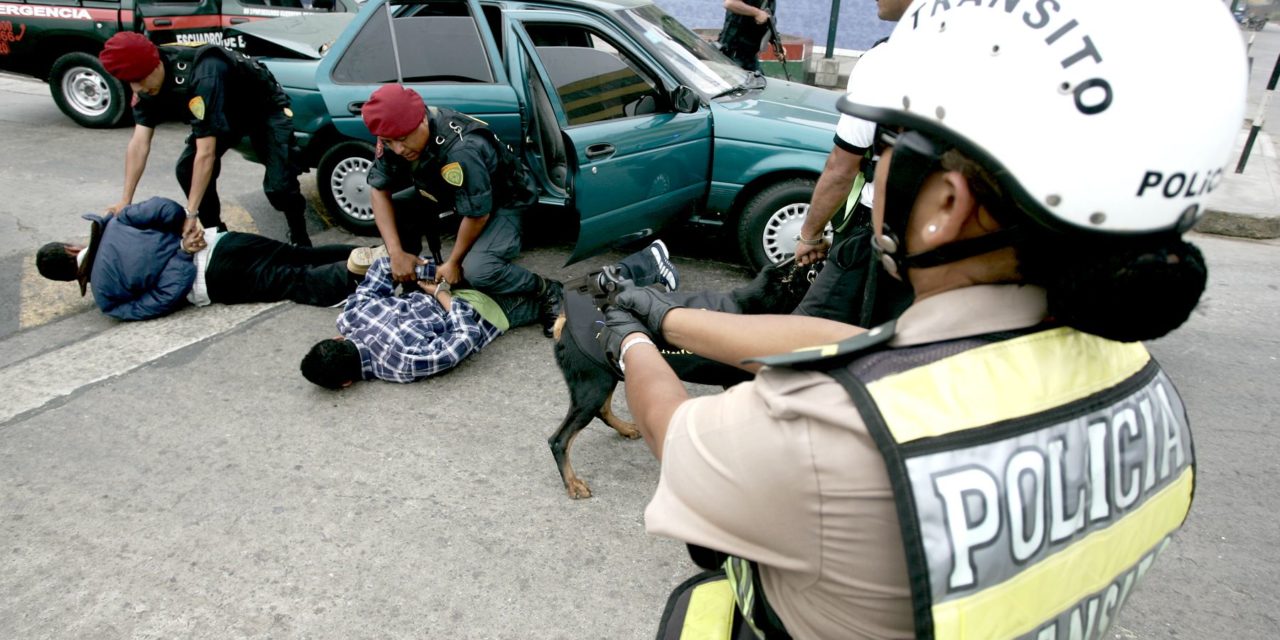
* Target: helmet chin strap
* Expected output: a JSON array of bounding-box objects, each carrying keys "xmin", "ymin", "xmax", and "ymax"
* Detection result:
[
  {"xmin": 875, "ymin": 131, "xmax": 944, "ymax": 280},
  {"xmin": 875, "ymin": 131, "xmax": 1027, "ymax": 279}
]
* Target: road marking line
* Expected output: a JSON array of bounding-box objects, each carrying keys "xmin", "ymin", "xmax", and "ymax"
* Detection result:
[
  {"xmin": 0, "ymin": 301, "xmax": 284, "ymax": 424},
  {"xmin": 222, "ymin": 201, "xmax": 258, "ymax": 234}
]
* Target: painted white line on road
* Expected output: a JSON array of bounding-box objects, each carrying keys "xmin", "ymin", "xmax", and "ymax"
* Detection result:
[{"xmin": 0, "ymin": 301, "xmax": 284, "ymax": 424}]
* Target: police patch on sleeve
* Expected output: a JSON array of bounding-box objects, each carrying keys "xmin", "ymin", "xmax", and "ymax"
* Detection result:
[
  {"xmin": 441, "ymin": 162, "xmax": 464, "ymax": 187},
  {"xmin": 188, "ymin": 96, "xmax": 206, "ymax": 121}
]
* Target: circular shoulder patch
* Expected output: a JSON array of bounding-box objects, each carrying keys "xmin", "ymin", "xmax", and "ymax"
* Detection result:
[
  {"xmin": 188, "ymin": 96, "xmax": 206, "ymax": 121},
  {"xmin": 441, "ymin": 162, "xmax": 464, "ymax": 187}
]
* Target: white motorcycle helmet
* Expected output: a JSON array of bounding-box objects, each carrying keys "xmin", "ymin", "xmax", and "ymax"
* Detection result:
[{"xmin": 840, "ymin": 0, "xmax": 1247, "ymax": 272}]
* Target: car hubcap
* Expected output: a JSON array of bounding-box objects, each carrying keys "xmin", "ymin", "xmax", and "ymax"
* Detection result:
[
  {"xmin": 761, "ymin": 202, "xmax": 831, "ymax": 264},
  {"xmin": 330, "ymin": 156, "xmax": 374, "ymax": 222},
  {"xmin": 63, "ymin": 67, "xmax": 110, "ymax": 117}
]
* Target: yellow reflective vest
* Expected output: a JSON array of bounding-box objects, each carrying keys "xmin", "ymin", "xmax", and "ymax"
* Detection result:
[{"xmin": 741, "ymin": 324, "xmax": 1196, "ymax": 640}]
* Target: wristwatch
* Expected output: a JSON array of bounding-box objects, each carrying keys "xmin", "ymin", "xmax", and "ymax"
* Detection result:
[
  {"xmin": 435, "ymin": 281, "xmax": 451, "ymax": 294},
  {"xmin": 184, "ymin": 207, "xmax": 199, "ymax": 220}
]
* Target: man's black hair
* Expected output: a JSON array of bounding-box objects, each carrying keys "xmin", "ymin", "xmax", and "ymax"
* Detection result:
[
  {"xmin": 36, "ymin": 242, "xmax": 77, "ymax": 282},
  {"xmin": 300, "ymin": 339, "xmax": 362, "ymax": 389}
]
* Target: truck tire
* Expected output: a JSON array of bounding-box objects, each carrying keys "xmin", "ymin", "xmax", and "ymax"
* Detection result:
[
  {"xmin": 49, "ymin": 52, "xmax": 130, "ymax": 129},
  {"xmin": 317, "ymin": 140, "xmax": 378, "ymax": 234},
  {"xmin": 736, "ymin": 178, "xmax": 821, "ymax": 271}
]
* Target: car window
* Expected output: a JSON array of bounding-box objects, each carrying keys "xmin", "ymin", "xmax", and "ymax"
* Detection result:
[
  {"xmin": 332, "ymin": 0, "xmax": 493, "ymax": 84},
  {"xmin": 524, "ymin": 23, "xmax": 663, "ymax": 126},
  {"xmin": 613, "ymin": 4, "xmax": 745, "ymax": 97},
  {"xmin": 480, "ymin": 3, "xmax": 504, "ymax": 61}
]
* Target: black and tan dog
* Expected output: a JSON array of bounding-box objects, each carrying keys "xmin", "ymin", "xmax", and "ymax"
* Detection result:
[{"xmin": 548, "ymin": 260, "xmax": 816, "ymax": 499}]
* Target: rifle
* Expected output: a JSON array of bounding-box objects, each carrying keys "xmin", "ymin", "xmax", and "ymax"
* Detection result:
[{"xmin": 764, "ymin": 0, "xmax": 790, "ymax": 81}]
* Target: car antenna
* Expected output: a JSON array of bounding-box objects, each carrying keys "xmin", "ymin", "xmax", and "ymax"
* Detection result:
[{"xmin": 384, "ymin": 0, "xmax": 404, "ymax": 83}]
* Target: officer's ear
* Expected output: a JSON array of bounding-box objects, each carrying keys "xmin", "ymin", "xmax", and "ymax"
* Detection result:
[{"xmin": 909, "ymin": 170, "xmax": 978, "ymax": 254}]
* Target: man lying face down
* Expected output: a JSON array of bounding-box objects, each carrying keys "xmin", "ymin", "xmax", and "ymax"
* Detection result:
[
  {"xmin": 300, "ymin": 241, "xmax": 678, "ymax": 388},
  {"xmin": 37, "ymin": 196, "xmax": 367, "ymax": 321}
]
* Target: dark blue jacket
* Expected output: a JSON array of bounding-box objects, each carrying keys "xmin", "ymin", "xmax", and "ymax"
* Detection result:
[{"xmin": 86, "ymin": 197, "xmax": 195, "ymax": 321}]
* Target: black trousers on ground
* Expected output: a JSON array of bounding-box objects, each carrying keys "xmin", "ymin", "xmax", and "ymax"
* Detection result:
[
  {"xmin": 205, "ymin": 232, "xmax": 356, "ymax": 306},
  {"xmin": 175, "ymin": 112, "xmax": 307, "ymax": 235}
]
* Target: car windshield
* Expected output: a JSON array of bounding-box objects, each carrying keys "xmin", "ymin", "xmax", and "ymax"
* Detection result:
[{"xmin": 613, "ymin": 4, "xmax": 750, "ymax": 97}]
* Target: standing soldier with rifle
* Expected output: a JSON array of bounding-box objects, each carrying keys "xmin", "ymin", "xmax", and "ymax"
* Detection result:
[{"xmin": 717, "ymin": 0, "xmax": 775, "ymax": 72}]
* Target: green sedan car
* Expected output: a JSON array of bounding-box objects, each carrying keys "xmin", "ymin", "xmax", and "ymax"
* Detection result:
[{"xmin": 235, "ymin": 0, "xmax": 843, "ymax": 268}]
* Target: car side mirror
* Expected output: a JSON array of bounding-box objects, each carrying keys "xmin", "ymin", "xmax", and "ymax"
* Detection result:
[{"xmin": 670, "ymin": 86, "xmax": 700, "ymax": 114}]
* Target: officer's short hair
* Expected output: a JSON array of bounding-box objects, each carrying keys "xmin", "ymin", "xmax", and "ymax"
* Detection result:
[
  {"xmin": 36, "ymin": 242, "xmax": 77, "ymax": 282},
  {"xmin": 300, "ymin": 338, "xmax": 362, "ymax": 389}
]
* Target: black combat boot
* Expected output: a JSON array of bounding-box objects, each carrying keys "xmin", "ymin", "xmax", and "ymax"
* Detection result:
[{"xmin": 285, "ymin": 209, "xmax": 312, "ymax": 247}]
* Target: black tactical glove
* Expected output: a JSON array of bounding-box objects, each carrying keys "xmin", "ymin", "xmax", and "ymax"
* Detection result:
[
  {"xmin": 597, "ymin": 307, "xmax": 652, "ymax": 374},
  {"xmin": 613, "ymin": 283, "xmax": 684, "ymax": 337}
]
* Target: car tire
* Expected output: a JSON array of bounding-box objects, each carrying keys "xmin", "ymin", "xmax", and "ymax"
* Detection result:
[
  {"xmin": 737, "ymin": 178, "xmax": 820, "ymax": 271},
  {"xmin": 48, "ymin": 52, "xmax": 131, "ymax": 129},
  {"xmin": 317, "ymin": 140, "xmax": 379, "ymax": 235}
]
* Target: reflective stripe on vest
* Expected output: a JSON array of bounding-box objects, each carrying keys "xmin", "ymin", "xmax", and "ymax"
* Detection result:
[
  {"xmin": 827, "ymin": 326, "xmax": 1194, "ymax": 640},
  {"xmin": 723, "ymin": 556, "xmax": 766, "ymax": 639},
  {"xmin": 682, "ymin": 578, "xmax": 737, "ymax": 639},
  {"xmin": 833, "ymin": 149, "xmax": 871, "ymax": 234}
]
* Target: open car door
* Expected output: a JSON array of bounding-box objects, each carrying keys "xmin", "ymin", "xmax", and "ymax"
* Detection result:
[{"xmin": 506, "ymin": 10, "xmax": 712, "ymax": 264}]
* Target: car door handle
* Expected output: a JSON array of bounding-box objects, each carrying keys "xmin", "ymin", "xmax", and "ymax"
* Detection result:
[
  {"xmin": 153, "ymin": 18, "xmax": 172, "ymax": 26},
  {"xmin": 230, "ymin": 17, "xmax": 249, "ymax": 24},
  {"xmin": 584, "ymin": 143, "xmax": 615, "ymax": 160},
  {"xmin": 348, "ymin": 101, "xmax": 366, "ymax": 115}
]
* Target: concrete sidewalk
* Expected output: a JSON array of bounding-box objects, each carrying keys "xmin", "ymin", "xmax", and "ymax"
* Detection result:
[{"xmin": 1201, "ymin": 129, "xmax": 1280, "ymax": 238}]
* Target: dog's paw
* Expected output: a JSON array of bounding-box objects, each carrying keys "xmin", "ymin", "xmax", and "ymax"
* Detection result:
[{"xmin": 566, "ymin": 477, "xmax": 593, "ymax": 500}]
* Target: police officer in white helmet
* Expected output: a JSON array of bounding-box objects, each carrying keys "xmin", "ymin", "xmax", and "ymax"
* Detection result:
[{"xmin": 597, "ymin": 0, "xmax": 1247, "ymax": 637}]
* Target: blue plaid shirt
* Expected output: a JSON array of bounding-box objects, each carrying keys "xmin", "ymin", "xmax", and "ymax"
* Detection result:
[{"xmin": 337, "ymin": 258, "xmax": 502, "ymax": 383}]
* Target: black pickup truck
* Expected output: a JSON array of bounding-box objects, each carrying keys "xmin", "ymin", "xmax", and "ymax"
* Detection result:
[{"xmin": 0, "ymin": 0, "xmax": 356, "ymax": 127}]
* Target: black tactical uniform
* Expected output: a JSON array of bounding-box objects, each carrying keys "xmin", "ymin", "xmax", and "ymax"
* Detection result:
[
  {"xmin": 717, "ymin": 0, "xmax": 772, "ymax": 72},
  {"xmin": 132, "ymin": 43, "xmax": 311, "ymax": 245},
  {"xmin": 366, "ymin": 106, "xmax": 543, "ymax": 297}
]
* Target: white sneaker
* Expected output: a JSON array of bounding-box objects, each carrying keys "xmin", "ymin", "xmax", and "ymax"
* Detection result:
[
  {"xmin": 347, "ymin": 245, "xmax": 388, "ymax": 276},
  {"xmin": 647, "ymin": 240, "xmax": 678, "ymax": 291}
]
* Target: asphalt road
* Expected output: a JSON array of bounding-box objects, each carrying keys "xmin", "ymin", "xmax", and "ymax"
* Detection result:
[{"xmin": 2, "ymin": 67, "xmax": 1279, "ymax": 638}]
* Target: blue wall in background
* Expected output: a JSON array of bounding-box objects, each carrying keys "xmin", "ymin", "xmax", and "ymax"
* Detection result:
[{"xmin": 653, "ymin": 0, "xmax": 894, "ymax": 52}]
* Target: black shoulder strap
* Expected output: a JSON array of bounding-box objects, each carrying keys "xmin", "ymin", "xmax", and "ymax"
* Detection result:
[
  {"xmin": 824, "ymin": 363, "xmax": 936, "ymax": 639},
  {"xmin": 746, "ymin": 319, "xmax": 896, "ymax": 371},
  {"xmin": 160, "ymin": 44, "xmax": 201, "ymax": 93}
]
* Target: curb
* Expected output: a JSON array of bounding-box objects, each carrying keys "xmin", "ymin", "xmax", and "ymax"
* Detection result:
[
  {"xmin": 1195, "ymin": 209, "xmax": 1280, "ymax": 239},
  {"xmin": 1196, "ymin": 129, "xmax": 1280, "ymax": 240}
]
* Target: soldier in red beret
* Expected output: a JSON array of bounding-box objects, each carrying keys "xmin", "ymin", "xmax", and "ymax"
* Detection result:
[
  {"xmin": 98, "ymin": 32, "xmax": 313, "ymax": 247},
  {"xmin": 362, "ymin": 84, "xmax": 563, "ymax": 337}
]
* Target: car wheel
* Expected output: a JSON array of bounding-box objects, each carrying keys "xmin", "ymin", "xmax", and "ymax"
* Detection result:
[
  {"xmin": 48, "ymin": 52, "xmax": 130, "ymax": 128},
  {"xmin": 737, "ymin": 178, "xmax": 825, "ymax": 271},
  {"xmin": 317, "ymin": 140, "xmax": 378, "ymax": 235}
]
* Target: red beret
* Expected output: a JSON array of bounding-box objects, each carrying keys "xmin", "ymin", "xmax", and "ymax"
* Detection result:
[
  {"xmin": 362, "ymin": 85, "xmax": 425, "ymax": 139},
  {"xmin": 99, "ymin": 32, "xmax": 160, "ymax": 82}
]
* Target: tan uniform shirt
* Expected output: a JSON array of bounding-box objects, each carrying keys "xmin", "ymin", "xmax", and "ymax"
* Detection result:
[{"xmin": 645, "ymin": 284, "xmax": 1050, "ymax": 640}]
